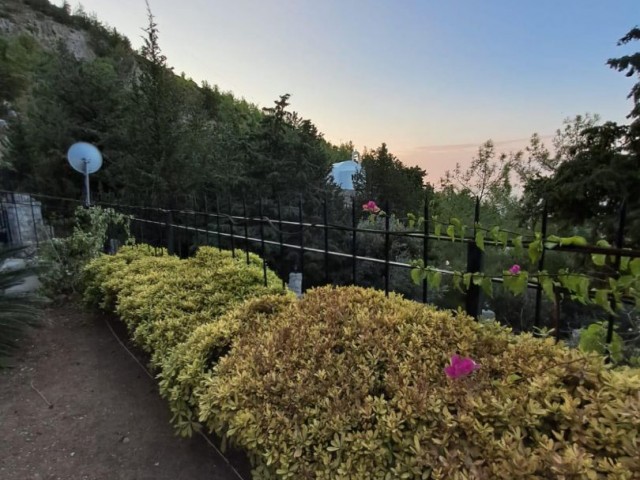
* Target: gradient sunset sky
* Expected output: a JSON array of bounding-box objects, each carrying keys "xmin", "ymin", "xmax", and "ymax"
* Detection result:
[{"xmin": 57, "ymin": 1, "xmax": 639, "ymax": 183}]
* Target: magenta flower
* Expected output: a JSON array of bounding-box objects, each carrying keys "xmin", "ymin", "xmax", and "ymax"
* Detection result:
[
  {"xmin": 362, "ymin": 200, "xmax": 381, "ymax": 214},
  {"xmin": 444, "ymin": 354, "xmax": 480, "ymax": 379},
  {"xmin": 508, "ymin": 264, "xmax": 521, "ymax": 275}
]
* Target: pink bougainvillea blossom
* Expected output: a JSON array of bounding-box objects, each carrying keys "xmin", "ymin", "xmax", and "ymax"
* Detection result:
[
  {"xmin": 444, "ymin": 354, "xmax": 480, "ymax": 379},
  {"xmin": 508, "ymin": 264, "xmax": 521, "ymax": 275},
  {"xmin": 362, "ymin": 200, "xmax": 381, "ymax": 214}
]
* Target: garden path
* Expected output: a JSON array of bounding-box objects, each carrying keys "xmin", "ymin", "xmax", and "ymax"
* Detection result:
[{"xmin": 0, "ymin": 305, "xmax": 246, "ymax": 480}]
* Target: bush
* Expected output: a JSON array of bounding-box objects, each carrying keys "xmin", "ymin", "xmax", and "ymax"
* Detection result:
[
  {"xmin": 158, "ymin": 294, "xmax": 296, "ymax": 436},
  {"xmin": 41, "ymin": 206, "xmax": 130, "ymax": 296},
  {"xmin": 82, "ymin": 243, "xmax": 167, "ymax": 310},
  {"xmin": 197, "ymin": 285, "xmax": 640, "ymax": 479},
  {"xmin": 84, "ymin": 245, "xmax": 287, "ymax": 367}
]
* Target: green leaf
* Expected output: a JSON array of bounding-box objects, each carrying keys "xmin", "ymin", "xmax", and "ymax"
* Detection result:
[
  {"xmin": 446, "ymin": 225, "xmax": 455, "ymax": 242},
  {"xmin": 630, "ymin": 258, "xmax": 640, "ymax": 276},
  {"xmin": 463, "ymin": 272, "xmax": 472, "ymax": 290},
  {"xmin": 410, "ymin": 268, "xmax": 423, "ymax": 285},
  {"xmin": 513, "ymin": 235, "xmax": 523, "ymax": 253},
  {"xmin": 591, "ymin": 253, "xmax": 606, "ymax": 267},
  {"xmin": 594, "ymin": 289, "xmax": 614, "ymax": 314},
  {"xmin": 539, "ymin": 274, "xmax": 555, "ymax": 302},
  {"xmin": 427, "ymin": 270, "xmax": 442, "ymax": 290},
  {"xmin": 620, "ymin": 256, "xmax": 630, "ymax": 272},
  {"xmin": 452, "ymin": 272, "xmax": 464, "ymax": 293},
  {"xmin": 497, "ymin": 231, "xmax": 509, "ymax": 249},
  {"xmin": 475, "ymin": 231, "xmax": 485, "ymax": 251},
  {"xmin": 481, "ymin": 277, "xmax": 493, "ymax": 298},
  {"xmin": 506, "ymin": 373, "xmax": 521, "ymax": 384},
  {"xmin": 545, "ymin": 235, "xmax": 561, "ymax": 249},
  {"xmin": 434, "ymin": 223, "xmax": 441, "ymax": 238},
  {"xmin": 471, "ymin": 273, "xmax": 484, "ymax": 286},
  {"xmin": 528, "ymin": 237, "xmax": 543, "ymax": 265},
  {"xmin": 560, "ymin": 236, "xmax": 587, "ymax": 247},
  {"xmin": 407, "ymin": 213, "xmax": 416, "ymax": 229},
  {"xmin": 489, "ymin": 226, "xmax": 500, "ymax": 241},
  {"xmin": 503, "ymin": 271, "xmax": 528, "ymax": 296}
]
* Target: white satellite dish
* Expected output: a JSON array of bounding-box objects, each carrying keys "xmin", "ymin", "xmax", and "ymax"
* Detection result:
[{"xmin": 67, "ymin": 142, "xmax": 102, "ymax": 206}]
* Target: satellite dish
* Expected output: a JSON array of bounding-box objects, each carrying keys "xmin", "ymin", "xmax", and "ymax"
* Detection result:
[{"xmin": 67, "ymin": 142, "xmax": 103, "ymax": 206}]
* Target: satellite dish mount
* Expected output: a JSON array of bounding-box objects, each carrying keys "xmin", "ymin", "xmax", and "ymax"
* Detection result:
[{"xmin": 66, "ymin": 142, "xmax": 103, "ymax": 207}]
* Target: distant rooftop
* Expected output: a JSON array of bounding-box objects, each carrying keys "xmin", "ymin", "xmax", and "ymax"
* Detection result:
[{"xmin": 329, "ymin": 152, "xmax": 362, "ymax": 190}]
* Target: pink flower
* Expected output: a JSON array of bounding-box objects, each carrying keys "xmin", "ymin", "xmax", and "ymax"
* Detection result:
[
  {"xmin": 362, "ymin": 200, "xmax": 381, "ymax": 214},
  {"xmin": 508, "ymin": 264, "xmax": 521, "ymax": 275},
  {"xmin": 444, "ymin": 354, "xmax": 480, "ymax": 379}
]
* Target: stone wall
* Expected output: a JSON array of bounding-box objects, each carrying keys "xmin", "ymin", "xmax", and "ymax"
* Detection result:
[{"xmin": 0, "ymin": 193, "xmax": 45, "ymax": 246}]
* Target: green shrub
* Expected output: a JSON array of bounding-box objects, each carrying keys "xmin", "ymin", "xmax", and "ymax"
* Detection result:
[
  {"xmin": 579, "ymin": 321, "xmax": 624, "ymax": 363},
  {"xmin": 40, "ymin": 206, "xmax": 130, "ymax": 296},
  {"xmin": 158, "ymin": 294, "xmax": 296, "ymax": 436},
  {"xmin": 197, "ymin": 285, "xmax": 640, "ymax": 479},
  {"xmin": 84, "ymin": 245, "xmax": 286, "ymax": 368},
  {"xmin": 82, "ymin": 244, "xmax": 167, "ymax": 309}
]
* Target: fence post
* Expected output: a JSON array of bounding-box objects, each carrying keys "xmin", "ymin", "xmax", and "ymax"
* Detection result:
[
  {"xmin": 465, "ymin": 198, "xmax": 483, "ymax": 319},
  {"xmin": 352, "ymin": 198, "xmax": 357, "ymax": 285},
  {"xmin": 215, "ymin": 195, "xmax": 222, "ymax": 251},
  {"xmin": 228, "ymin": 196, "xmax": 236, "ymax": 258},
  {"xmin": 534, "ymin": 203, "xmax": 548, "ymax": 329},
  {"xmin": 606, "ymin": 200, "xmax": 627, "ymax": 359},
  {"xmin": 242, "ymin": 197, "xmax": 250, "ymax": 265},
  {"xmin": 277, "ymin": 197, "xmax": 285, "ymax": 289},
  {"xmin": 203, "ymin": 194, "xmax": 210, "ymax": 246},
  {"xmin": 298, "ymin": 196, "xmax": 304, "ymax": 292},
  {"xmin": 422, "ymin": 191, "xmax": 429, "ymax": 303},
  {"xmin": 259, "ymin": 198, "xmax": 268, "ymax": 287},
  {"xmin": 323, "ymin": 198, "xmax": 330, "ymax": 284},
  {"xmin": 165, "ymin": 209, "xmax": 175, "ymax": 255},
  {"xmin": 11, "ymin": 194, "xmax": 23, "ymax": 245},
  {"xmin": 29, "ymin": 195, "xmax": 39, "ymax": 247},
  {"xmin": 384, "ymin": 201, "xmax": 390, "ymax": 297}
]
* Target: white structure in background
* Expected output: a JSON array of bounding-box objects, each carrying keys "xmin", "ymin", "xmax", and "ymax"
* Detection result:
[{"xmin": 329, "ymin": 151, "xmax": 362, "ymax": 197}]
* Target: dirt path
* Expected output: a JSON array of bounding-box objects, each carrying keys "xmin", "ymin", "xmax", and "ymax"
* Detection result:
[{"xmin": 0, "ymin": 305, "xmax": 247, "ymax": 480}]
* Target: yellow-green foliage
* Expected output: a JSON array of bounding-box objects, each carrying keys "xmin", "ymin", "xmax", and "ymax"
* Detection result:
[
  {"xmin": 84, "ymin": 245, "xmax": 286, "ymax": 367},
  {"xmin": 197, "ymin": 285, "xmax": 640, "ymax": 479},
  {"xmin": 82, "ymin": 244, "xmax": 169, "ymax": 310},
  {"xmin": 158, "ymin": 294, "xmax": 296, "ymax": 436}
]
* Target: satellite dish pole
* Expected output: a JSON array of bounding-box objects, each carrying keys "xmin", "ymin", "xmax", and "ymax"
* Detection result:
[{"xmin": 66, "ymin": 142, "xmax": 103, "ymax": 207}]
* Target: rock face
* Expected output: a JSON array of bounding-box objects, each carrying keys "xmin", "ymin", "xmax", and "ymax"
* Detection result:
[{"xmin": 0, "ymin": 2, "xmax": 95, "ymax": 61}]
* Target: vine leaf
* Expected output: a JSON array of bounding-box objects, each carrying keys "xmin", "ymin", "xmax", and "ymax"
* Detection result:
[
  {"xmin": 410, "ymin": 267, "xmax": 424, "ymax": 285},
  {"xmin": 481, "ymin": 277, "xmax": 493, "ymax": 298},
  {"xmin": 513, "ymin": 235, "xmax": 523, "ymax": 254},
  {"xmin": 446, "ymin": 225, "xmax": 456, "ymax": 242},
  {"xmin": 427, "ymin": 270, "xmax": 442, "ymax": 290},
  {"xmin": 475, "ymin": 231, "xmax": 485, "ymax": 251},
  {"xmin": 452, "ymin": 272, "xmax": 464, "ymax": 293},
  {"xmin": 630, "ymin": 258, "xmax": 640, "ymax": 276},
  {"xmin": 539, "ymin": 274, "xmax": 555, "ymax": 302},
  {"xmin": 594, "ymin": 289, "xmax": 614, "ymax": 314},
  {"xmin": 528, "ymin": 234, "xmax": 543, "ymax": 264},
  {"xmin": 592, "ymin": 239, "xmax": 610, "ymax": 267}
]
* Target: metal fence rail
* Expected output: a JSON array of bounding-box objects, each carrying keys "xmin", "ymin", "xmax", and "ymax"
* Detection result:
[{"xmin": 2, "ymin": 189, "xmax": 637, "ymax": 356}]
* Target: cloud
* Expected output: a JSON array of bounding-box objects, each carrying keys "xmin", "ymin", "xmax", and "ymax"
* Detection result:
[{"xmin": 412, "ymin": 135, "xmax": 553, "ymax": 155}]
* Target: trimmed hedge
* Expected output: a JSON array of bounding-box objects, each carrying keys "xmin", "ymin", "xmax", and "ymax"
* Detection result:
[
  {"xmin": 84, "ymin": 247, "xmax": 640, "ymax": 479},
  {"xmin": 197, "ymin": 286, "xmax": 640, "ymax": 479},
  {"xmin": 83, "ymin": 245, "xmax": 288, "ymax": 367},
  {"xmin": 158, "ymin": 294, "xmax": 296, "ymax": 436}
]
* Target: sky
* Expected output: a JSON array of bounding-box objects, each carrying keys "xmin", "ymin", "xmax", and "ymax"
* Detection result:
[{"xmin": 56, "ymin": 0, "xmax": 638, "ymax": 183}]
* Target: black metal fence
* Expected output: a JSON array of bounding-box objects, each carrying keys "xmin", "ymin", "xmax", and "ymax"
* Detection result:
[{"xmin": 3, "ymin": 189, "xmax": 639, "ymax": 354}]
